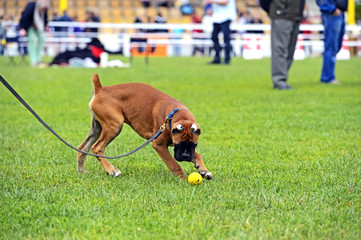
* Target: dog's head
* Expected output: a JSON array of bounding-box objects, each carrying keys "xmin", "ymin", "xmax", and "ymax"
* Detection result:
[{"xmin": 171, "ymin": 121, "xmax": 201, "ymax": 162}]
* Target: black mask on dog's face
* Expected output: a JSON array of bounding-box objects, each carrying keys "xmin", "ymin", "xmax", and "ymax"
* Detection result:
[
  {"xmin": 171, "ymin": 122, "xmax": 201, "ymax": 162},
  {"xmin": 174, "ymin": 141, "xmax": 197, "ymax": 162}
]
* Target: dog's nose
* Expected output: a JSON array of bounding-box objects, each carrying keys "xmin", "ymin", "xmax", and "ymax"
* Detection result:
[{"xmin": 182, "ymin": 152, "xmax": 190, "ymax": 160}]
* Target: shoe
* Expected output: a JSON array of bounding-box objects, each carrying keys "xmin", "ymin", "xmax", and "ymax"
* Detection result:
[
  {"xmin": 37, "ymin": 62, "xmax": 48, "ymax": 68},
  {"xmin": 207, "ymin": 59, "xmax": 221, "ymax": 65},
  {"xmin": 273, "ymin": 84, "xmax": 292, "ymax": 90},
  {"xmin": 321, "ymin": 79, "xmax": 341, "ymax": 85}
]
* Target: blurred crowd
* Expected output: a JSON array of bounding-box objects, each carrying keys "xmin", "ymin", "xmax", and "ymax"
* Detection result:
[
  {"xmin": 0, "ymin": 0, "xmax": 358, "ymax": 67},
  {"xmin": 0, "ymin": 0, "xmax": 274, "ymax": 54}
]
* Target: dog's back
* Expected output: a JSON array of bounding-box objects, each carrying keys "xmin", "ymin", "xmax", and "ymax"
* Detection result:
[
  {"xmin": 91, "ymin": 73, "xmax": 174, "ymax": 104},
  {"xmin": 89, "ymin": 73, "xmax": 185, "ymax": 136}
]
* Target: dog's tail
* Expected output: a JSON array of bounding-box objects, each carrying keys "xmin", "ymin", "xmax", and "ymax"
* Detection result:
[{"xmin": 91, "ymin": 73, "xmax": 102, "ymax": 94}]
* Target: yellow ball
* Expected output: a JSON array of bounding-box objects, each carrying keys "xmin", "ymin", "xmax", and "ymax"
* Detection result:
[{"xmin": 188, "ymin": 172, "xmax": 202, "ymax": 185}]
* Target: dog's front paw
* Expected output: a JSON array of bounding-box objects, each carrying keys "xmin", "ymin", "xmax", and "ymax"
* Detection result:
[
  {"xmin": 106, "ymin": 168, "xmax": 122, "ymax": 177},
  {"xmin": 199, "ymin": 170, "xmax": 213, "ymax": 180}
]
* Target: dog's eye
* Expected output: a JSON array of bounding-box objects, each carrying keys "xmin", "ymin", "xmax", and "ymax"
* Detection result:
[
  {"xmin": 172, "ymin": 124, "xmax": 184, "ymax": 135},
  {"xmin": 191, "ymin": 128, "xmax": 201, "ymax": 135},
  {"xmin": 190, "ymin": 124, "xmax": 201, "ymax": 135},
  {"xmin": 172, "ymin": 128, "xmax": 182, "ymax": 135}
]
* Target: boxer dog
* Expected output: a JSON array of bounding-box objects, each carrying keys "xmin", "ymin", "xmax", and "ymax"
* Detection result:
[{"xmin": 77, "ymin": 74, "xmax": 212, "ymax": 180}]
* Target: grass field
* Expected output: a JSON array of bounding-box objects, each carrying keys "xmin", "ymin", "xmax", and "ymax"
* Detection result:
[{"xmin": 0, "ymin": 56, "xmax": 361, "ymax": 239}]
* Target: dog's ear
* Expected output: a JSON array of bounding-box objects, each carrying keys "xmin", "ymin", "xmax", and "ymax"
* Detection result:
[
  {"xmin": 172, "ymin": 124, "xmax": 184, "ymax": 135},
  {"xmin": 190, "ymin": 124, "xmax": 201, "ymax": 136}
]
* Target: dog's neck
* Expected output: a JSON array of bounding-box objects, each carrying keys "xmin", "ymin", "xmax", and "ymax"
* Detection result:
[
  {"xmin": 167, "ymin": 108, "xmax": 186, "ymax": 129},
  {"xmin": 169, "ymin": 109, "xmax": 196, "ymax": 129}
]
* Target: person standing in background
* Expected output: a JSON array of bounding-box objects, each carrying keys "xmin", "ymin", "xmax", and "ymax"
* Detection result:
[
  {"xmin": 204, "ymin": 0, "xmax": 237, "ymax": 65},
  {"xmin": 316, "ymin": 0, "xmax": 348, "ymax": 84},
  {"xmin": 0, "ymin": 16, "xmax": 5, "ymax": 55},
  {"xmin": 19, "ymin": 0, "xmax": 49, "ymax": 67},
  {"xmin": 262, "ymin": 0, "xmax": 305, "ymax": 90},
  {"xmin": 84, "ymin": 11, "xmax": 100, "ymax": 34}
]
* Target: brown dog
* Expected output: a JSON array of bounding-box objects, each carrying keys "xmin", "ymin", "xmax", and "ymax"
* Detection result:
[{"xmin": 77, "ymin": 73, "xmax": 212, "ymax": 180}]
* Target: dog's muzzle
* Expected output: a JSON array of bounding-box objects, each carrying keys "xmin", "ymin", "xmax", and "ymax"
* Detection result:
[{"xmin": 174, "ymin": 142, "xmax": 197, "ymax": 162}]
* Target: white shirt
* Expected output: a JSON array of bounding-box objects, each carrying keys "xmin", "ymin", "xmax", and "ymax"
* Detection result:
[
  {"xmin": 212, "ymin": 0, "xmax": 237, "ymax": 24},
  {"xmin": 202, "ymin": 15, "xmax": 213, "ymax": 34}
]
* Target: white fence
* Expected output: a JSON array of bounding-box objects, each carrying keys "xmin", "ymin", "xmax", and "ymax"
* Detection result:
[{"xmin": 3, "ymin": 21, "xmax": 361, "ymax": 59}]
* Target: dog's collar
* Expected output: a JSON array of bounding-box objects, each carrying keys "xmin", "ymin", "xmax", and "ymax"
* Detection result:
[{"xmin": 167, "ymin": 108, "xmax": 185, "ymax": 129}]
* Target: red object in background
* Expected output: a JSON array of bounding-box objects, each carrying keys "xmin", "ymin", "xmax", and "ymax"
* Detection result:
[{"xmin": 90, "ymin": 46, "xmax": 104, "ymax": 58}]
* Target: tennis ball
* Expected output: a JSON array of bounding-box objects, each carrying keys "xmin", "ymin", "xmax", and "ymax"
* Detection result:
[{"xmin": 188, "ymin": 172, "xmax": 202, "ymax": 185}]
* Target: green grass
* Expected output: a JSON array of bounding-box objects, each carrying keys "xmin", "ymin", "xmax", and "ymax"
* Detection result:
[{"xmin": 0, "ymin": 56, "xmax": 360, "ymax": 239}]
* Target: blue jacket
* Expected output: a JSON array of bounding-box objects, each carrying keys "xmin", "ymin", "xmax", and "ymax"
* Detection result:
[
  {"xmin": 19, "ymin": 2, "xmax": 48, "ymax": 31},
  {"xmin": 316, "ymin": 0, "xmax": 348, "ymax": 14}
]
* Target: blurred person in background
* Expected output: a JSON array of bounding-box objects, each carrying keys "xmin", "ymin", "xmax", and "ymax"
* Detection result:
[
  {"xmin": 140, "ymin": 0, "xmax": 151, "ymax": 8},
  {"xmin": 52, "ymin": 10, "xmax": 73, "ymax": 53},
  {"xmin": 3, "ymin": 14, "xmax": 19, "ymax": 48},
  {"xmin": 49, "ymin": 38, "xmax": 104, "ymax": 66},
  {"xmin": 316, "ymin": 0, "xmax": 348, "ymax": 84},
  {"xmin": 57, "ymin": 10, "xmax": 73, "ymax": 34},
  {"xmin": 237, "ymin": 11, "xmax": 251, "ymax": 34},
  {"xmin": 133, "ymin": 9, "xmax": 147, "ymax": 53},
  {"xmin": 262, "ymin": 0, "xmax": 305, "ymax": 90},
  {"xmin": 154, "ymin": 12, "xmax": 168, "ymax": 33},
  {"xmin": 191, "ymin": 11, "xmax": 204, "ymax": 56},
  {"xmin": 248, "ymin": 13, "xmax": 264, "ymax": 34},
  {"xmin": 156, "ymin": 0, "xmax": 171, "ymax": 7},
  {"xmin": 19, "ymin": 0, "xmax": 49, "ymax": 67},
  {"xmin": 0, "ymin": 16, "xmax": 5, "ymax": 55},
  {"xmin": 204, "ymin": 0, "xmax": 237, "ymax": 65},
  {"xmin": 84, "ymin": 11, "xmax": 100, "ymax": 34}
]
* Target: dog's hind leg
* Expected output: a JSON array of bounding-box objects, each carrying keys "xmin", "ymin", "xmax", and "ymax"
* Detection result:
[
  {"xmin": 91, "ymin": 115, "xmax": 124, "ymax": 177},
  {"xmin": 77, "ymin": 117, "xmax": 102, "ymax": 173}
]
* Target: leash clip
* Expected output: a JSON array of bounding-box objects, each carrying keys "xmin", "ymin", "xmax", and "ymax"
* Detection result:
[{"xmin": 160, "ymin": 123, "xmax": 166, "ymax": 132}]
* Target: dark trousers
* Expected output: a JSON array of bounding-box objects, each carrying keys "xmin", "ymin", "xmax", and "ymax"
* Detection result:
[{"xmin": 211, "ymin": 20, "xmax": 232, "ymax": 63}]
